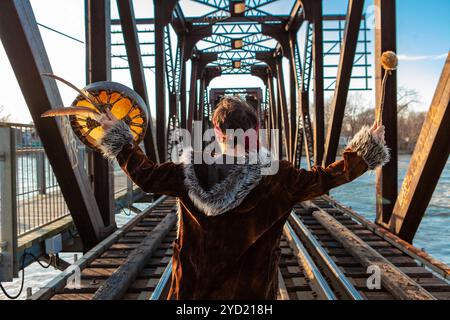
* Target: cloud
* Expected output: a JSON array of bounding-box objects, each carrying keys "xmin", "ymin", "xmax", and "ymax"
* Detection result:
[{"xmin": 397, "ymin": 53, "xmax": 448, "ymax": 61}]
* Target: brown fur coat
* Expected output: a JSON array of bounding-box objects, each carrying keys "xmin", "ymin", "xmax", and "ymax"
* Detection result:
[{"xmin": 99, "ymin": 122, "xmax": 389, "ymax": 300}]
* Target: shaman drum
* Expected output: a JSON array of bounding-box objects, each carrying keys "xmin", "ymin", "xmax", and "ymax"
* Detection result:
[{"xmin": 69, "ymin": 81, "xmax": 148, "ymax": 151}]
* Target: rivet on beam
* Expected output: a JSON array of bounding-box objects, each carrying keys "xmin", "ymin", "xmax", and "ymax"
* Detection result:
[
  {"xmin": 230, "ymin": 1, "xmax": 246, "ymax": 16},
  {"xmin": 231, "ymin": 38, "xmax": 244, "ymax": 49}
]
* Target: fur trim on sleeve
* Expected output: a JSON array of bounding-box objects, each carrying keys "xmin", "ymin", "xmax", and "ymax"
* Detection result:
[
  {"xmin": 98, "ymin": 120, "xmax": 134, "ymax": 161},
  {"xmin": 347, "ymin": 125, "xmax": 390, "ymax": 170}
]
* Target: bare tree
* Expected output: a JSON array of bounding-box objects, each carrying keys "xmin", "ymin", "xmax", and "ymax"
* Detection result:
[
  {"xmin": 397, "ymin": 86, "xmax": 420, "ymax": 115},
  {"xmin": 0, "ymin": 105, "xmax": 11, "ymax": 122},
  {"xmin": 341, "ymin": 93, "xmax": 371, "ymax": 137}
]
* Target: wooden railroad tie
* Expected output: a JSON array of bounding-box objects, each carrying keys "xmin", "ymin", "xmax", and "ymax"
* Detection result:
[
  {"xmin": 312, "ymin": 209, "xmax": 436, "ymax": 300},
  {"xmin": 93, "ymin": 210, "xmax": 178, "ymax": 300}
]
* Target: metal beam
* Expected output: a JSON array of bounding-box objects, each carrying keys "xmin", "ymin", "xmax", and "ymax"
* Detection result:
[
  {"xmin": 196, "ymin": 52, "xmax": 218, "ymax": 79},
  {"xmin": 198, "ymin": 77, "xmax": 206, "ymax": 123},
  {"xmin": 153, "ymin": 0, "xmax": 177, "ymax": 162},
  {"xmin": 111, "ymin": 16, "xmax": 291, "ymax": 26},
  {"xmin": 388, "ymin": 53, "xmax": 450, "ymax": 243},
  {"xmin": 256, "ymin": 51, "xmax": 278, "ymax": 76},
  {"xmin": 180, "ymin": 59, "xmax": 187, "ymax": 129},
  {"xmin": 275, "ymin": 80, "xmax": 284, "ymax": 159},
  {"xmin": 204, "ymin": 66, "xmax": 222, "ymax": 87},
  {"xmin": 267, "ymin": 74, "xmax": 278, "ymax": 150},
  {"xmin": 172, "ymin": 3, "xmax": 188, "ymax": 35},
  {"xmin": 0, "ymin": 0, "xmax": 104, "ymax": 249},
  {"xmin": 374, "ymin": 0, "xmax": 398, "ymax": 224},
  {"xmin": 187, "ymin": 56, "xmax": 198, "ymax": 133},
  {"xmin": 312, "ymin": 0, "xmax": 325, "ymax": 166},
  {"xmin": 183, "ymin": 24, "xmax": 213, "ymax": 61},
  {"xmin": 275, "ymin": 54, "xmax": 292, "ymax": 161},
  {"xmin": 323, "ymin": 0, "xmax": 365, "ymax": 167},
  {"xmin": 85, "ymin": 0, "xmax": 115, "ymax": 233},
  {"xmin": 117, "ymin": 0, "xmax": 159, "ymax": 162},
  {"xmin": 286, "ymin": 0, "xmax": 304, "ymax": 31},
  {"xmin": 288, "ymin": 33, "xmax": 298, "ymax": 166}
]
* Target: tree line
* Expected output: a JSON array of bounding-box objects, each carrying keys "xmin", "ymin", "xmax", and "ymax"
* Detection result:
[{"xmin": 324, "ymin": 87, "xmax": 426, "ymax": 154}]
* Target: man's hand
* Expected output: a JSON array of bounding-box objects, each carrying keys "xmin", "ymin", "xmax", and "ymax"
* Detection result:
[
  {"xmin": 369, "ymin": 121, "xmax": 385, "ymax": 143},
  {"xmin": 97, "ymin": 108, "xmax": 119, "ymax": 131}
]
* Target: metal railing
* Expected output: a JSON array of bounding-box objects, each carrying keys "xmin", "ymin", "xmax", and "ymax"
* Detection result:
[
  {"xmin": 1, "ymin": 123, "xmax": 71, "ymax": 236},
  {"xmin": 0, "ymin": 122, "xmax": 143, "ymax": 238}
]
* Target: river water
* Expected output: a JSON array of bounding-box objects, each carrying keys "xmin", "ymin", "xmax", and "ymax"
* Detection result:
[{"xmin": 1, "ymin": 155, "xmax": 448, "ymax": 300}]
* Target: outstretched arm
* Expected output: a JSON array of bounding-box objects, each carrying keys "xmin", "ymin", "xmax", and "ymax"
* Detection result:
[
  {"xmin": 281, "ymin": 123, "xmax": 389, "ymax": 204},
  {"xmin": 96, "ymin": 109, "xmax": 185, "ymax": 197}
]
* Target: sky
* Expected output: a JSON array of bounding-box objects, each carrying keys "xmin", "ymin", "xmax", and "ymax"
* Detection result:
[{"xmin": 0, "ymin": 0, "xmax": 449, "ymax": 123}]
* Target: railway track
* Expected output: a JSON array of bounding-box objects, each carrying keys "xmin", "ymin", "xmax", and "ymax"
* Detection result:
[{"xmin": 30, "ymin": 196, "xmax": 450, "ymax": 300}]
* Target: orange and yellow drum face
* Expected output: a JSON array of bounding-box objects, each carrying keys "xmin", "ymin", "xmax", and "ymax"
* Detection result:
[{"xmin": 69, "ymin": 81, "xmax": 148, "ymax": 151}]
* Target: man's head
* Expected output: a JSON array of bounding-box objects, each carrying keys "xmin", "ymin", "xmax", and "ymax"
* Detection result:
[{"xmin": 212, "ymin": 96, "xmax": 258, "ymax": 142}]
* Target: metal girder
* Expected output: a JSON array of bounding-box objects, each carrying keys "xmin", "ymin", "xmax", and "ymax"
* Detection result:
[
  {"xmin": 286, "ymin": 0, "xmax": 304, "ymax": 31},
  {"xmin": 184, "ymin": 23, "xmax": 213, "ymax": 60},
  {"xmin": 154, "ymin": 3, "xmax": 166, "ymax": 161},
  {"xmin": 288, "ymin": 33, "xmax": 299, "ymax": 166},
  {"xmin": 374, "ymin": 0, "xmax": 398, "ymax": 224},
  {"xmin": 250, "ymin": 65, "xmax": 269, "ymax": 85},
  {"xmin": 85, "ymin": 0, "xmax": 116, "ymax": 233},
  {"xmin": 302, "ymin": 22, "xmax": 313, "ymax": 92},
  {"xmin": 172, "ymin": 3, "xmax": 188, "ymax": 34},
  {"xmin": 288, "ymin": 32, "xmax": 312, "ymax": 169},
  {"xmin": 116, "ymin": 0, "xmax": 159, "ymax": 162},
  {"xmin": 256, "ymin": 51, "xmax": 279, "ymax": 152},
  {"xmin": 323, "ymin": 0, "xmax": 365, "ymax": 167},
  {"xmin": 210, "ymin": 87, "xmax": 262, "ymax": 102},
  {"xmin": 154, "ymin": 0, "xmax": 178, "ymax": 162},
  {"xmin": 187, "ymin": 15, "xmax": 288, "ymax": 24},
  {"xmin": 322, "ymin": 15, "xmax": 371, "ymax": 91},
  {"xmin": 197, "ymin": 52, "xmax": 218, "ymax": 79},
  {"xmin": 388, "ymin": 53, "xmax": 450, "ymax": 243},
  {"xmin": 312, "ymin": 0, "xmax": 325, "ymax": 166},
  {"xmin": 180, "ymin": 59, "xmax": 187, "ymax": 129},
  {"xmin": 164, "ymin": 25, "xmax": 184, "ymax": 119},
  {"xmin": 212, "ymin": 23, "xmax": 263, "ymax": 35},
  {"xmin": 299, "ymin": 90, "xmax": 314, "ymax": 168},
  {"xmin": 204, "ymin": 66, "xmax": 222, "ymax": 87},
  {"xmin": 267, "ymin": 74, "xmax": 278, "ymax": 151},
  {"xmin": 263, "ymin": 85, "xmax": 270, "ymax": 129},
  {"xmin": 191, "ymin": 0, "xmax": 284, "ymax": 24},
  {"xmin": 0, "ymin": 0, "xmax": 105, "ymax": 249},
  {"xmin": 119, "ymin": 16, "xmax": 289, "ymax": 26},
  {"xmin": 298, "ymin": 22, "xmax": 315, "ymax": 168},
  {"xmin": 261, "ymin": 23, "xmax": 290, "ymax": 58},
  {"xmin": 275, "ymin": 54, "xmax": 291, "ymax": 161},
  {"xmin": 275, "ymin": 80, "xmax": 284, "ymax": 158},
  {"xmin": 202, "ymin": 33, "xmax": 272, "ymax": 54},
  {"xmin": 198, "ymin": 77, "xmax": 206, "ymax": 123},
  {"xmin": 187, "ymin": 56, "xmax": 198, "ymax": 133},
  {"xmin": 255, "ymin": 51, "xmax": 278, "ymax": 76}
]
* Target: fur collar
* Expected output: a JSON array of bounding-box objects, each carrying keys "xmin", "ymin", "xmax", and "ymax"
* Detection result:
[{"xmin": 179, "ymin": 148, "xmax": 271, "ymax": 217}]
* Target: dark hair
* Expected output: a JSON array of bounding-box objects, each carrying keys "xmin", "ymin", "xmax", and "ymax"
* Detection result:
[{"xmin": 212, "ymin": 96, "xmax": 258, "ymax": 134}]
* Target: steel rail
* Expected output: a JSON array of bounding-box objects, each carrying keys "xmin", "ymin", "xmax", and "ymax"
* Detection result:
[
  {"xmin": 150, "ymin": 259, "xmax": 173, "ymax": 300},
  {"xmin": 289, "ymin": 211, "xmax": 365, "ymax": 300},
  {"xmin": 151, "ymin": 221, "xmax": 336, "ymax": 301},
  {"xmin": 29, "ymin": 195, "xmax": 168, "ymax": 300},
  {"xmin": 284, "ymin": 222, "xmax": 336, "ymax": 300},
  {"xmin": 321, "ymin": 195, "xmax": 450, "ymax": 282}
]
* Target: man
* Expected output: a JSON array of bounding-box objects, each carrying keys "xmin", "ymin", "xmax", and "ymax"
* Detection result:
[{"xmin": 97, "ymin": 96, "xmax": 388, "ymax": 299}]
